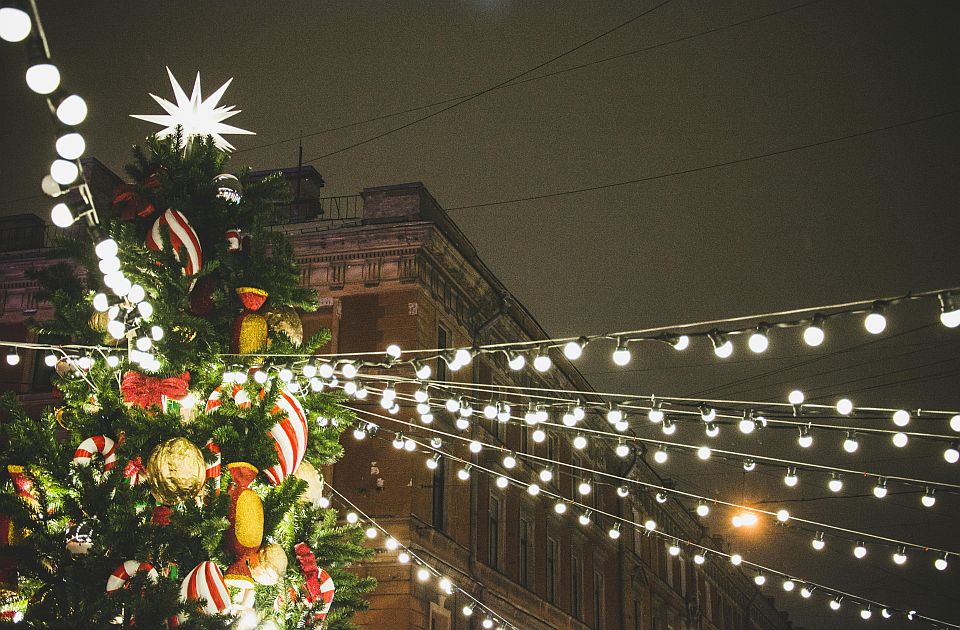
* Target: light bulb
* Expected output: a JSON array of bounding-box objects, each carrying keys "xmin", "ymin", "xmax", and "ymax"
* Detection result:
[
  {"xmin": 5, "ymin": 351, "xmax": 20, "ymax": 366},
  {"xmin": 507, "ymin": 352, "xmax": 525, "ymax": 370},
  {"xmin": 812, "ymin": 533, "xmax": 825, "ymax": 551},
  {"xmin": 318, "ymin": 363, "xmax": 335, "ymax": 379},
  {"xmin": 653, "ymin": 446, "xmax": 667, "ymax": 463},
  {"xmin": 743, "ymin": 459, "xmax": 756, "ymax": 472},
  {"xmin": 951, "ymin": 414, "xmax": 960, "ymax": 432},
  {"xmin": 696, "ymin": 502, "xmax": 709, "ymax": 517},
  {"xmin": 738, "ymin": 418, "xmax": 756, "ymax": 434},
  {"xmin": 776, "ymin": 509, "xmax": 790, "ymax": 522},
  {"xmin": 135, "ymin": 337, "xmax": 152, "ymax": 352},
  {"xmin": 893, "ymin": 548, "xmax": 907, "ymax": 565},
  {"xmin": 939, "ymin": 293, "xmax": 960, "ymax": 328},
  {"xmin": 730, "ymin": 554, "xmax": 742, "ymax": 566},
  {"xmin": 661, "ymin": 420, "xmax": 676, "ymax": 435},
  {"xmin": 26, "ymin": 63, "xmax": 60, "ymax": 94},
  {"xmin": 51, "ymin": 202, "xmax": 74, "ymax": 227},
  {"xmin": 710, "ymin": 331, "xmax": 733, "ymax": 358},
  {"xmin": 94, "ymin": 238, "xmax": 118, "ymax": 260},
  {"xmin": 644, "ymin": 519, "xmax": 657, "ymax": 531},
  {"xmin": 51, "ymin": 159, "xmax": 79, "ymax": 186},
  {"xmin": 800, "ymin": 586, "xmax": 813, "ymax": 598},
  {"xmin": 54, "ymin": 133, "xmax": 86, "ymax": 166},
  {"xmin": 615, "ymin": 420, "xmax": 629, "ymax": 432},
  {"xmin": 468, "ymin": 441, "xmax": 482, "ymax": 454},
  {"xmin": 697, "ymin": 446, "xmax": 711, "ymax": 460},
  {"xmin": 892, "ymin": 432, "xmax": 908, "ymax": 448},
  {"xmin": 107, "ymin": 320, "xmax": 125, "ymax": 340},
  {"xmin": 843, "ymin": 432, "xmax": 859, "ymax": 453},
  {"xmin": 944, "ymin": 444, "xmax": 960, "ymax": 464},
  {"xmin": 44, "ymin": 353, "xmax": 57, "ymax": 367},
  {"xmin": 457, "ymin": 467, "xmax": 471, "ymax": 481},
  {"xmin": 554, "ymin": 501, "xmax": 567, "ymax": 515},
  {"xmin": 612, "ymin": 340, "xmax": 631, "ymax": 366},
  {"xmin": 608, "ymin": 525, "xmax": 621, "ymax": 540},
  {"xmin": 606, "ymin": 406, "xmax": 623, "ymax": 424},
  {"xmin": 828, "ymin": 475, "xmax": 843, "ymax": 493},
  {"xmin": 782, "ymin": 580, "xmax": 795, "ymax": 592},
  {"xmin": 438, "ymin": 577, "xmax": 453, "ymax": 594},
  {"xmin": 495, "ymin": 476, "xmax": 508, "ymax": 489},
  {"xmin": 527, "ymin": 483, "xmax": 540, "ymax": 496},
  {"xmin": 426, "ymin": 456, "xmax": 439, "ymax": 471},
  {"xmin": 0, "ymin": 7, "xmax": 32, "ymax": 42},
  {"xmin": 385, "ymin": 344, "xmax": 402, "ymax": 359},
  {"xmin": 830, "ymin": 598, "xmax": 842, "ymax": 611},
  {"xmin": 341, "ymin": 362, "xmax": 358, "ymax": 379},
  {"xmin": 860, "ymin": 608, "xmax": 872, "ymax": 620},
  {"xmin": 416, "ymin": 567, "xmax": 430, "ymax": 582},
  {"xmin": 648, "ymin": 406, "xmax": 664, "ymax": 423},
  {"xmin": 563, "ymin": 338, "xmax": 585, "ymax": 360},
  {"xmin": 539, "ymin": 468, "xmax": 553, "ymax": 483},
  {"xmin": 532, "ymin": 429, "xmax": 546, "ymax": 443},
  {"xmin": 748, "ymin": 328, "xmax": 769, "ymax": 353},
  {"xmin": 403, "ymin": 438, "xmax": 416, "ymax": 452},
  {"xmin": 616, "ymin": 486, "xmax": 629, "ymax": 498},
  {"xmin": 788, "ymin": 389, "xmax": 805, "ymax": 405},
  {"xmin": 694, "ymin": 553, "xmax": 705, "ymax": 565},
  {"xmin": 798, "ymin": 428, "xmax": 813, "ymax": 448},
  {"xmin": 578, "ymin": 512, "xmax": 592, "ymax": 526},
  {"xmin": 398, "ymin": 551, "xmax": 410, "ymax": 564},
  {"xmin": 892, "ymin": 409, "xmax": 911, "ymax": 427},
  {"xmin": 935, "ymin": 555, "xmax": 948, "ymax": 571},
  {"xmin": 365, "ymin": 526, "xmax": 378, "ymax": 539},
  {"xmin": 669, "ymin": 543, "xmax": 681, "ymax": 557},
  {"xmin": 137, "ymin": 301, "xmax": 154, "ymax": 319},
  {"xmin": 92, "ymin": 292, "xmax": 109, "ymax": 312},
  {"xmin": 700, "ymin": 405, "xmax": 716, "ymax": 422},
  {"xmin": 672, "ymin": 335, "xmax": 689, "ymax": 351},
  {"xmin": 482, "ymin": 619, "xmax": 494, "ymax": 630},
  {"xmin": 56, "ymin": 94, "xmax": 87, "ymax": 126},
  {"xmin": 444, "ymin": 397, "xmax": 459, "ymax": 413},
  {"xmin": 921, "ymin": 489, "xmax": 936, "ymax": 507},
  {"xmin": 453, "ymin": 348, "xmax": 473, "ymax": 368},
  {"xmin": 483, "ymin": 402, "xmax": 497, "ymax": 419},
  {"xmin": 352, "ymin": 428, "xmax": 366, "ymax": 440},
  {"xmin": 414, "ymin": 362, "xmax": 432, "ymax": 380},
  {"xmin": 573, "ymin": 434, "xmax": 587, "ymax": 450},
  {"xmin": 705, "ymin": 423, "xmax": 719, "ymax": 438},
  {"xmin": 754, "ymin": 573, "xmax": 766, "ymax": 586},
  {"xmin": 864, "ymin": 305, "xmax": 887, "ymax": 334},
  {"xmin": 803, "ymin": 317, "xmax": 825, "ymax": 346},
  {"xmin": 532, "ymin": 351, "xmax": 551, "ymax": 372},
  {"xmin": 462, "ymin": 604, "xmax": 474, "ymax": 617},
  {"xmin": 106, "ymin": 355, "xmax": 120, "ymax": 368},
  {"xmin": 784, "ymin": 469, "xmax": 799, "ymax": 487},
  {"xmin": 854, "ymin": 542, "xmax": 867, "ymax": 559},
  {"xmin": 881, "ymin": 608, "xmax": 892, "ymax": 619},
  {"xmin": 836, "ymin": 398, "xmax": 853, "ymax": 415},
  {"xmin": 655, "ymin": 492, "xmax": 668, "ymax": 504}
]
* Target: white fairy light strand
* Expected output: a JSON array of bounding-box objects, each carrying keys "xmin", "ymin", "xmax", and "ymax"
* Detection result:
[
  {"xmin": 324, "ymin": 485, "xmax": 519, "ymax": 629},
  {"xmin": 393, "ymin": 433, "xmax": 959, "ymax": 629}
]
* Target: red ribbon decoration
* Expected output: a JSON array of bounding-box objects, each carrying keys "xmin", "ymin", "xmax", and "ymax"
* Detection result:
[
  {"xmin": 112, "ymin": 175, "xmax": 160, "ymax": 221},
  {"xmin": 151, "ymin": 506, "xmax": 172, "ymax": 526},
  {"xmin": 121, "ymin": 371, "xmax": 190, "ymax": 409},
  {"xmin": 294, "ymin": 542, "xmax": 322, "ymax": 603},
  {"xmin": 124, "ymin": 457, "xmax": 147, "ymax": 487}
]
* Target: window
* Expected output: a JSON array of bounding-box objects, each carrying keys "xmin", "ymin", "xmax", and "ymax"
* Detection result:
[
  {"xmin": 432, "ymin": 455, "xmax": 445, "ymax": 531},
  {"xmin": 488, "ymin": 494, "xmax": 502, "ymax": 569},
  {"xmin": 594, "ymin": 569, "xmax": 605, "ymax": 630},
  {"xmin": 519, "ymin": 516, "xmax": 533, "ymax": 588},
  {"xmin": 546, "ymin": 537, "xmax": 559, "ymax": 604},
  {"xmin": 547, "ymin": 434, "xmax": 559, "ymax": 465},
  {"xmin": 520, "ymin": 424, "xmax": 529, "ymax": 454},
  {"xmin": 571, "ymin": 554, "xmax": 583, "ymax": 620},
  {"xmin": 436, "ymin": 326, "xmax": 448, "ymax": 382},
  {"xmin": 429, "ymin": 603, "xmax": 451, "ymax": 630}
]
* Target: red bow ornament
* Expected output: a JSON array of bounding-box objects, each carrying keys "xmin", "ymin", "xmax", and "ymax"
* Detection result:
[
  {"xmin": 294, "ymin": 542, "xmax": 322, "ymax": 602},
  {"xmin": 124, "ymin": 457, "xmax": 147, "ymax": 487},
  {"xmin": 121, "ymin": 371, "xmax": 190, "ymax": 410},
  {"xmin": 113, "ymin": 174, "xmax": 161, "ymax": 221}
]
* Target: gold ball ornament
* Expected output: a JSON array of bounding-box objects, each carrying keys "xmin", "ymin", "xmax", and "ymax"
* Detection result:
[
  {"xmin": 54, "ymin": 357, "xmax": 74, "ymax": 378},
  {"xmin": 88, "ymin": 310, "xmax": 109, "ymax": 333},
  {"xmin": 250, "ymin": 542, "xmax": 288, "ymax": 586},
  {"xmin": 266, "ymin": 307, "xmax": 303, "ymax": 347},
  {"xmin": 294, "ymin": 460, "xmax": 324, "ymax": 505},
  {"xmin": 146, "ymin": 438, "xmax": 206, "ymax": 505}
]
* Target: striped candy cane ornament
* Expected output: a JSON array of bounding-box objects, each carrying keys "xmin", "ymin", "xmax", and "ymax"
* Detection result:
[
  {"xmin": 204, "ymin": 384, "xmax": 253, "ymax": 414},
  {"xmin": 263, "ymin": 388, "xmax": 309, "ymax": 485},
  {"xmin": 105, "ymin": 560, "xmax": 158, "ymax": 593},
  {"xmin": 145, "ymin": 209, "xmax": 202, "ymax": 276},
  {"xmin": 204, "ymin": 439, "xmax": 221, "ymax": 496},
  {"xmin": 179, "ymin": 561, "xmax": 230, "ymax": 617},
  {"xmin": 73, "ymin": 435, "xmax": 117, "ymax": 472},
  {"xmin": 314, "ymin": 568, "xmax": 336, "ymax": 623}
]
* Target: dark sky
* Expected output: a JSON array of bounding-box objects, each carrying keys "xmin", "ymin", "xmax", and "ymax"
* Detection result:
[{"xmin": 2, "ymin": 1, "xmax": 960, "ymax": 628}]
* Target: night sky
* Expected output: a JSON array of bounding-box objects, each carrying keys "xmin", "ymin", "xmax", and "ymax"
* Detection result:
[{"xmin": 2, "ymin": 1, "xmax": 960, "ymax": 628}]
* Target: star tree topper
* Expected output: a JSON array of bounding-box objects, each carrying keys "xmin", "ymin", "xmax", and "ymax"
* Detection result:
[{"xmin": 131, "ymin": 67, "xmax": 255, "ymax": 151}]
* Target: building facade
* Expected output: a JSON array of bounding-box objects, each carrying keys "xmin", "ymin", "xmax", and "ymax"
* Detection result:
[{"xmin": 0, "ymin": 170, "xmax": 796, "ymax": 630}]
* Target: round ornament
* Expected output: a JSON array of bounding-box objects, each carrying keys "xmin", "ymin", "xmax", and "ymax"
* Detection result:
[
  {"xmin": 55, "ymin": 357, "xmax": 74, "ymax": 378},
  {"xmin": 250, "ymin": 543, "xmax": 287, "ymax": 586},
  {"xmin": 88, "ymin": 310, "xmax": 109, "ymax": 334},
  {"xmin": 146, "ymin": 438, "xmax": 206, "ymax": 505},
  {"xmin": 294, "ymin": 460, "xmax": 324, "ymax": 505},
  {"xmin": 64, "ymin": 519, "xmax": 97, "ymax": 555},
  {"xmin": 179, "ymin": 560, "xmax": 230, "ymax": 617},
  {"xmin": 145, "ymin": 209, "xmax": 202, "ymax": 277},
  {"xmin": 263, "ymin": 388, "xmax": 309, "ymax": 485},
  {"xmin": 213, "ymin": 173, "xmax": 243, "ymax": 204},
  {"xmin": 266, "ymin": 307, "xmax": 303, "ymax": 347}
]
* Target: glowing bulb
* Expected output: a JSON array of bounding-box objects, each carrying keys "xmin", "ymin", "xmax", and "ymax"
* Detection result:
[
  {"xmin": 944, "ymin": 444, "xmax": 960, "ymax": 464},
  {"xmin": 92, "ymin": 292, "xmax": 109, "ymax": 312},
  {"xmin": 798, "ymin": 428, "xmax": 813, "ymax": 448},
  {"xmin": 51, "ymin": 160, "xmax": 78, "ymax": 186},
  {"xmin": 457, "ymin": 467, "xmax": 471, "ymax": 481},
  {"xmin": 416, "ymin": 567, "xmax": 430, "ymax": 582},
  {"xmin": 128, "ymin": 284, "xmax": 147, "ymax": 304},
  {"xmin": 738, "ymin": 418, "xmax": 756, "ymax": 434},
  {"xmin": 318, "ymin": 363, "xmax": 335, "ymax": 379},
  {"xmin": 44, "ymin": 353, "xmax": 57, "ymax": 367},
  {"xmin": 655, "ymin": 492, "xmax": 667, "ymax": 504},
  {"xmin": 644, "ymin": 519, "xmax": 656, "ymax": 531},
  {"xmin": 106, "ymin": 355, "xmax": 120, "ymax": 368},
  {"xmin": 864, "ymin": 305, "xmax": 887, "ymax": 334},
  {"xmin": 5, "ymin": 351, "xmax": 20, "ymax": 366},
  {"xmin": 107, "ymin": 320, "xmax": 125, "ymax": 340},
  {"xmin": 578, "ymin": 512, "xmax": 592, "ymax": 526},
  {"xmin": 854, "ymin": 542, "xmax": 867, "ymax": 559},
  {"xmin": 800, "ymin": 586, "xmax": 813, "ymax": 599},
  {"xmin": 573, "ymin": 434, "xmax": 588, "ymax": 450},
  {"xmin": 608, "ymin": 524, "xmax": 621, "ymax": 540},
  {"xmin": 426, "ymin": 457, "xmax": 439, "ymax": 471},
  {"xmin": 784, "ymin": 469, "xmax": 798, "ymax": 487},
  {"xmin": 462, "ymin": 604, "xmax": 474, "ymax": 617},
  {"xmin": 673, "ymin": 335, "xmax": 689, "ymax": 351},
  {"xmin": 612, "ymin": 341, "xmax": 631, "ymax": 366},
  {"xmin": 788, "ymin": 390, "xmax": 804, "ymax": 405},
  {"xmin": 921, "ymin": 489, "xmax": 936, "ymax": 507},
  {"xmin": 385, "ymin": 344, "xmax": 402, "ymax": 359},
  {"xmin": 782, "ymin": 580, "xmax": 795, "ymax": 592},
  {"xmin": 616, "ymin": 442, "xmax": 631, "ymax": 459},
  {"xmin": 341, "ymin": 362, "xmax": 358, "ymax": 379},
  {"xmin": 605, "ymin": 406, "xmax": 623, "ymax": 424},
  {"xmin": 135, "ymin": 337, "xmax": 152, "ymax": 352},
  {"xmin": 648, "ymin": 407, "xmax": 664, "ymax": 423},
  {"xmin": 812, "ymin": 533, "xmax": 825, "ymax": 551},
  {"xmin": 0, "ymin": 7, "xmax": 32, "ymax": 42},
  {"xmin": 398, "ymin": 551, "xmax": 410, "ymax": 564},
  {"xmin": 653, "ymin": 447, "xmax": 667, "ymax": 464},
  {"xmin": 828, "ymin": 475, "xmax": 843, "ymax": 493},
  {"xmin": 697, "ymin": 446, "xmax": 711, "ymax": 460},
  {"xmin": 694, "ymin": 553, "xmax": 705, "ymax": 565},
  {"xmin": 26, "ymin": 63, "xmax": 61, "ymax": 95},
  {"xmin": 705, "ymin": 423, "xmax": 719, "ymax": 438},
  {"xmin": 843, "ymin": 432, "xmax": 859, "ymax": 453},
  {"xmin": 696, "ymin": 502, "xmax": 710, "ymax": 518},
  {"xmin": 743, "ymin": 459, "xmax": 756, "ymax": 472},
  {"xmin": 527, "ymin": 483, "xmax": 540, "ymax": 496},
  {"xmin": 51, "ymin": 202, "xmax": 74, "ymax": 227},
  {"xmin": 700, "ymin": 406, "xmax": 716, "ymax": 422},
  {"xmin": 495, "ymin": 476, "xmax": 508, "ymax": 489},
  {"xmin": 563, "ymin": 339, "xmax": 584, "ymax": 360},
  {"xmin": 748, "ymin": 328, "xmax": 769, "ymax": 353},
  {"xmin": 661, "ymin": 420, "xmax": 676, "ymax": 435},
  {"xmin": 532, "ymin": 429, "xmax": 546, "ymax": 443},
  {"xmin": 893, "ymin": 549, "xmax": 907, "ymax": 565},
  {"xmin": 365, "ymin": 526, "xmax": 378, "ymax": 539},
  {"xmin": 507, "ymin": 353, "xmax": 525, "ymax": 370},
  {"xmin": 836, "ymin": 398, "xmax": 853, "ymax": 415},
  {"xmin": 533, "ymin": 348, "xmax": 551, "ymax": 372},
  {"xmin": 468, "ymin": 440, "xmax": 482, "ymax": 454},
  {"xmin": 616, "ymin": 486, "xmax": 629, "ymax": 498},
  {"xmin": 539, "ymin": 468, "xmax": 553, "ymax": 483},
  {"xmin": 669, "ymin": 543, "xmax": 681, "ymax": 557},
  {"xmin": 892, "ymin": 432, "xmax": 908, "ymax": 448},
  {"xmin": 414, "ymin": 361, "xmax": 432, "ymax": 379},
  {"xmin": 352, "ymin": 428, "xmax": 366, "ymax": 441},
  {"xmin": 776, "ymin": 509, "xmax": 790, "ymax": 522},
  {"xmin": 935, "ymin": 555, "xmax": 948, "ymax": 571},
  {"xmin": 710, "ymin": 331, "xmax": 732, "ymax": 358},
  {"xmin": 892, "ymin": 409, "xmax": 911, "ymax": 427},
  {"xmin": 553, "ymin": 501, "xmax": 567, "ymax": 515},
  {"xmin": 730, "ymin": 554, "xmax": 742, "ymax": 566},
  {"xmin": 137, "ymin": 301, "xmax": 154, "ymax": 319},
  {"xmin": 940, "ymin": 294, "xmax": 960, "ymax": 328},
  {"xmin": 56, "ymin": 95, "xmax": 88, "ymax": 126},
  {"xmin": 754, "ymin": 573, "xmax": 766, "ymax": 586},
  {"xmin": 951, "ymin": 414, "xmax": 960, "ymax": 432},
  {"xmin": 438, "ymin": 577, "xmax": 453, "ymax": 594},
  {"xmin": 346, "ymin": 512, "xmax": 359, "ymax": 524},
  {"xmin": 803, "ymin": 317, "xmax": 825, "ymax": 346},
  {"xmin": 830, "ymin": 598, "xmax": 841, "ymax": 611}
]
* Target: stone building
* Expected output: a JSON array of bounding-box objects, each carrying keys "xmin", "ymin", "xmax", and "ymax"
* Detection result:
[{"xmin": 0, "ymin": 165, "xmax": 796, "ymax": 630}]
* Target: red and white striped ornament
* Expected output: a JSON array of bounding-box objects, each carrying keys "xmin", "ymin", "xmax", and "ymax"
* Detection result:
[
  {"xmin": 263, "ymin": 388, "xmax": 308, "ymax": 485},
  {"xmin": 179, "ymin": 561, "xmax": 230, "ymax": 617},
  {"xmin": 145, "ymin": 209, "xmax": 202, "ymax": 276},
  {"xmin": 314, "ymin": 568, "xmax": 335, "ymax": 622},
  {"xmin": 204, "ymin": 439, "xmax": 221, "ymax": 495},
  {"xmin": 204, "ymin": 384, "xmax": 253, "ymax": 413},
  {"xmin": 73, "ymin": 435, "xmax": 117, "ymax": 472},
  {"xmin": 105, "ymin": 560, "xmax": 158, "ymax": 593}
]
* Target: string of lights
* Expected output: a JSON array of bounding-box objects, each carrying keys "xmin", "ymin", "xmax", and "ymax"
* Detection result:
[
  {"xmin": 379, "ymin": 431, "xmax": 959, "ymax": 629},
  {"xmin": 324, "ymin": 485, "xmax": 519, "ymax": 630},
  {"xmin": 342, "ymin": 403, "xmax": 959, "ymax": 573}
]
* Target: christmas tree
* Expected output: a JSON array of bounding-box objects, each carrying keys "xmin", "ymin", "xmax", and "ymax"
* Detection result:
[{"xmin": 0, "ymin": 73, "xmax": 375, "ymax": 629}]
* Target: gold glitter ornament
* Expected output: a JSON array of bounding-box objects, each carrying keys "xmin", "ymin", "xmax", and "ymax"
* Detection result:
[
  {"xmin": 250, "ymin": 542, "xmax": 287, "ymax": 586},
  {"xmin": 266, "ymin": 306, "xmax": 303, "ymax": 347},
  {"xmin": 146, "ymin": 438, "xmax": 206, "ymax": 505},
  {"xmin": 294, "ymin": 460, "xmax": 324, "ymax": 505}
]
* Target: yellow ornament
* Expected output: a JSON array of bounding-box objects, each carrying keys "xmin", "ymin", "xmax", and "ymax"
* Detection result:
[
  {"xmin": 250, "ymin": 542, "xmax": 288, "ymax": 585},
  {"xmin": 88, "ymin": 310, "xmax": 109, "ymax": 333},
  {"xmin": 294, "ymin": 460, "xmax": 324, "ymax": 505},
  {"xmin": 146, "ymin": 438, "xmax": 206, "ymax": 505}
]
